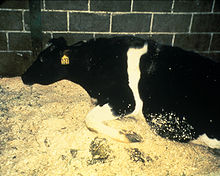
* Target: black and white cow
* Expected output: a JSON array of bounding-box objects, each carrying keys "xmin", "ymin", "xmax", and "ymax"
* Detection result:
[{"xmin": 22, "ymin": 36, "xmax": 220, "ymax": 148}]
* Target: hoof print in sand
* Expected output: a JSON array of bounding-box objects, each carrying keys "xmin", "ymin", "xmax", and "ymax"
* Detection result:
[
  {"xmin": 88, "ymin": 137, "xmax": 111, "ymax": 165},
  {"xmin": 70, "ymin": 149, "xmax": 78, "ymax": 158},
  {"xmin": 129, "ymin": 148, "xmax": 153, "ymax": 164}
]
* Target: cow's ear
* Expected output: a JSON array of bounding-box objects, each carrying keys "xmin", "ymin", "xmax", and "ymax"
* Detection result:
[
  {"xmin": 57, "ymin": 37, "xmax": 67, "ymax": 48},
  {"xmin": 48, "ymin": 37, "xmax": 67, "ymax": 49}
]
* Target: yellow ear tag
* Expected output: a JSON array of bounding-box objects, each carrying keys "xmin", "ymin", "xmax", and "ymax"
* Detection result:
[{"xmin": 61, "ymin": 55, "xmax": 69, "ymax": 65}]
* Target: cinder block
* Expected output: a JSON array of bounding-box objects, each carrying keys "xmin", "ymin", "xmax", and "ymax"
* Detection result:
[
  {"xmin": 40, "ymin": 12, "xmax": 67, "ymax": 31},
  {"xmin": 112, "ymin": 14, "xmax": 151, "ymax": 32},
  {"xmin": 191, "ymin": 14, "xmax": 220, "ymax": 32},
  {"xmin": 0, "ymin": 11, "xmax": 22, "ymax": 30},
  {"xmin": 9, "ymin": 33, "xmax": 32, "ymax": 50},
  {"xmin": 0, "ymin": 0, "xmax": 29, "ymax": 9},
  {"xmin": 0, "ymin": 52, "xmax": 32, "ymax": 77},
  {"xmin": 24, "ymin": 12, "xmax": 67, "ymax": 31},
  {"xmin": 152, "ymin": 14, "xmax": 191, "ymax": 32},
  {"xmin": 0, "ymin": 33, "xmax": 7, "ymax": 50},
  {"xmin": 214, "ymin": 1, "xmax": 220, "ymax": 12},
  {"xmin": 210, "ymin": 34, "xmax": 220, "ymax": 51},
  {"xmin": 133, "ymin": 0, "xmax": 172, "ymax": 12},
  {"xmin": 94, "ymin": 34, "xmax": 133, "ymax": 39},
  {"xmin": 174, "ymin": 34, "xmax": 211, "ymax": 51},
  {"xmin": 90, "ymin": 0, "xmax": 131, "ymax": 12},
  {"xmin": 69, "ymin": 12, "xmax": 110, "ymax": 32},
  {"xmin": 174, "ymin": 0, "xmax": 213, "ymax": 12},
  {"xmin": 45, "ymin": 0, "xmax": 88, "ymax": 10}
]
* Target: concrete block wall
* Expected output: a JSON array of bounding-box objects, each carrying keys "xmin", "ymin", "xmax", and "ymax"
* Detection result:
[{"xmin": 0, "ymin": 0, "xmax": 220, "ymax": 76}]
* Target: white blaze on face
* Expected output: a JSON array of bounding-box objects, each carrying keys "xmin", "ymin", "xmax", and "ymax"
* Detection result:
[{"xmin": 127, "ymin": 44, "xmax": 148, "ymax": 116}]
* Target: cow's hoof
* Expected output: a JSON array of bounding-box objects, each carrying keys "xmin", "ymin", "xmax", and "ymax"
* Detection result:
[{"xmin": 120, "ymin": 130, "xmax": 143, "ymax": 143}]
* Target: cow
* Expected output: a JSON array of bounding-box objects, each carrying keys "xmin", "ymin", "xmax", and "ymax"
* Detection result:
[{"xmin": 22, "ymin": 36, "xmax": 220, "ymax": 149}]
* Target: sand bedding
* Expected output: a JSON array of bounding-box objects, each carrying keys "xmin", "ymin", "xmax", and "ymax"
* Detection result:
[{"xmin": 0, "ymin": 77, "xmax": 220, "ymax": 176}]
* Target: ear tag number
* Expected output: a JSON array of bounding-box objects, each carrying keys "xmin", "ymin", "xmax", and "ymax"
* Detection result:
[{"xmin": 61, "ymin": 55, "xmax": 69, "ymax": 65}]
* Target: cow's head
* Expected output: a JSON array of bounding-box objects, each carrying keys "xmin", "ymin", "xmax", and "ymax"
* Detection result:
[{"xmin": 22, "ymin": 37, "xmax": 70, "ymax": 85}]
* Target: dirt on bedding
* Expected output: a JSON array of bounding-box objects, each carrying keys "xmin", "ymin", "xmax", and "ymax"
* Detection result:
[{"xmin": 0, "ymin": 77, "xmax": 219, "ymax": 176}]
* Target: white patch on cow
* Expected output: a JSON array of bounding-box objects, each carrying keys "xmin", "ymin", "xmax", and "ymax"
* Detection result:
[
  {"xmin": 85, "ymin": 104, "xmax": 130, "ymax": 143},
  {"xmin": 127, "ymin": 43, "xmax": 148, "ymax": 116},
  {"xmin": 191, "ymin": 134, "xmax": 220, "ymax": 149}
]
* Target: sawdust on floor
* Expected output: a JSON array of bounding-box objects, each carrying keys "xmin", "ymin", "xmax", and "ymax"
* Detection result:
[{"xmin": 0, "ymin": 77, "xmax": 219, "ymax": 176}]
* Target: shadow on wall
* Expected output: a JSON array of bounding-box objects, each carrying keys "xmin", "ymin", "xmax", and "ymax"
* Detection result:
[{"xmin": 0, "ymin": 52, "xmax": 33, "ymax": 77}]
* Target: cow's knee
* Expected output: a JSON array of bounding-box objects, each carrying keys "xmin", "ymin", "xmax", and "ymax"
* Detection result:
[{"xmin": 85, "ymin": 104, "xmax": 139, "ymax": 143}]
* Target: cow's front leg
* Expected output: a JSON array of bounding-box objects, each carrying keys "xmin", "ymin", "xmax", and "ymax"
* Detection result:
[{"xmin": 85, "ymin": 104, "xmax": 142, "ymax": 143}]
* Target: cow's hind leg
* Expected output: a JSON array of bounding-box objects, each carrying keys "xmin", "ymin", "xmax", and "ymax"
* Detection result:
[{"xmin": 85, "ymin": 104, "xmax": 141, "ymax": 143}]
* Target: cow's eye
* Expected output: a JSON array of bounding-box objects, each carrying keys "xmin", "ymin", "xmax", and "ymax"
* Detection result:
[{"xmin": 45, "ymin": 42, "xmax": 52, "ymax": 48}]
